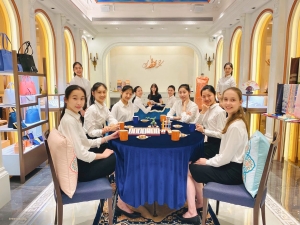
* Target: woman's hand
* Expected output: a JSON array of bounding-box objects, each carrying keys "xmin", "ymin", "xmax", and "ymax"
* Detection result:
[
  {"xmin": 107, "ymin": 131, "xmax": 119, "ymax": 140},
  {"xmin": 80, "ymin": 109, "xmax": 85, "ymax": 117},
  {"xmin": 102, "ymin": 149, "xmax": 114, "ymax": 158},
  {"xmin": 186, "ymin": 111, "xmax": 192, "ymax": 116},
  {"xmin": 194, "ymin": 158, "xmax": 207, "ymax": 165},
  {"xmin": 195, "ymin": 124, "xmax": 204, "ymax": 133},
  {"xmin": 108, "ymin": 124, "xmax": 119, "ymax": 132},
  {"xmin": 201, "ymin": 104, "xmax": 209, "ymax": 114}
]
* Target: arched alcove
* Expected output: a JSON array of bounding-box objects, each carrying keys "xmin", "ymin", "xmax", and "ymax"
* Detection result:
[
  {"xmin": 230, "ymin": 28, "xmax": 242, "ymax": 86},
  {"xmin": 64, "ymin": 27, "xmax": 75, "ymax": 83}
]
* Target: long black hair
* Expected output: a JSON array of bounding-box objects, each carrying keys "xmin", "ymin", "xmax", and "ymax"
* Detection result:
[
  {"xmin": 73, "ymin": 62, "xmax": 83, "ymax": 77},
  {"xmin": 168, "ymin": 85, "xmax": 176, "ymax": 96},
  {"xmin": 132, "ymin": 86, "xmax": 141, "ymax": 103},
  {"xmin": 150, "ymin": 83, "xmax": 159, "ymax": 96},
  {"xmin": 120, "ymin": 85, "xmax": 133, "ymax": 99},
  {"xmin": 90, "ymin": 82, "xmax": 107, "ymax": 105},
  {"xmin": 60, "ymin": 85, "xmax": 86, "ymax": 120}
]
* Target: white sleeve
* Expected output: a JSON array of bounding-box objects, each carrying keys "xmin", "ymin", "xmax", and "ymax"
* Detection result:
[
  {"xmin": 194, "ymin": 113, "xmax": 204, "ymax": 124},
  {"xmin": 84, "ymin": 108, "xmax": 102, "ymax": 137},
  {"xmin": 204, "ymin": 111, "xmax": 226, "ymax": 139},
  {"xmin": 181, "ymin": 103, "xmax": 198, "ymax": 123},
  {"xmin": 230, "ymin": 77, "xmax": 237, "ymax": 88},
  {"xmin": 134, "ymin": 98, "xmax": 151, "ymax": 114},
  {"xmin": 111, "ymin": 104, "xmax": 118, "ymax": 121},
  {"xmin": 206, "ymin": 126, "xmax": 242, "ymax": 167},
  {"xmin": 216, "ymin": 79, "xmax": 220, "ymax": 93},
  {"xmin": 167, "ymin": 103, "xmax": 177, "ymax": 119},
  {"xmin": 106, "ymin": 108, "xmax": 118, "ymax": 125}
]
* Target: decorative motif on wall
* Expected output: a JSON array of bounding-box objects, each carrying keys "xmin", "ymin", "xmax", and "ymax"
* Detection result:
[
  {"xmin": 265, "ymin": 59, "xmax": 270, "ymax": 66},
  {"xmin": 142, "ymin": 56, "xmax": 164, "ymax": 69}
]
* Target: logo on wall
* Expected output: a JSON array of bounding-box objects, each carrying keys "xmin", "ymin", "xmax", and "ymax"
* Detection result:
[{"xmin": 142, "ymin": 56, "xmax": 164, "ymax": 69}]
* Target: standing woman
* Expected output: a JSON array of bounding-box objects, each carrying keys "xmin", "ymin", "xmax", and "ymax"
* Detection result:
[
  {"xmin": 167, "ymin": 84, "xmax": 199, "ymax": 123},
  {"xmin": 148, "ymin": 83, "xmax": 163, "ymax": 104},
  {"xmin": 166, "ymin": 85, "xmax": 176, "ymax": 108},
  {"xmin": 178, "ymin": 87, "xmax": 248, "ymax": 224},
  {"xmin": 194, "ymin": 85, "xmax": 226, "ymax": 159},
  {"xmin": 111, "ymin": 85, "xmax": 135, "ymax": 122},
  {"xmin": 216, "ymin": 62, "xmax": 236, "ymax": 102},
  {"xmin": 84, "ymin": 82, "xmax": 119, "ymax": 139},
  {"xmin": 132, "ymin": 86, "xmax": 152, "ymax": 113},
  {"xmin": 70, "ymin": 62, "xmax": 91, "ymax": 118}
]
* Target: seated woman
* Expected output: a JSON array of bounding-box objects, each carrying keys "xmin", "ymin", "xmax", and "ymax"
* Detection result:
[
  {"xmin": 132, "ymin": 86, "xmax": 152, "ymax": 113},
  {"xmin": 166, "ymin": 85, "xmax": 176, "ymax": 108},
  {"xmin": 84, "ymin": 82, "xmax": 119, "ymax": 138},
  {"xmin": 148, "ymin": 83, "xmax": 162, "ymax": 104},
  {"xmin": 178, "ymin": 87, "xmax": 249, "ymax": 224},
  {"xmin": 194, "ymin": 85, "xmax": 226, "ymax": 159},
  {"xmin": 59, "ymin": 85, "xmax": 141, "ymax": 218},
  {"xmin": 111, "ymin": 85, "xmax": 134, "ymax": 122},
  {"xmin": 167, "ymin": 84, "xmax": 199, "ymax": 123}
]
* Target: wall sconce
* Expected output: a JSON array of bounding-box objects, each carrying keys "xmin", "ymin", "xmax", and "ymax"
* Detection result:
[
  {"xmin": 90, "ymin": 53, "xmax": 98, "ymax": 71},
  {"xmin": 205, "ymin": 53, "xmax": 214, "ymax": 71}
]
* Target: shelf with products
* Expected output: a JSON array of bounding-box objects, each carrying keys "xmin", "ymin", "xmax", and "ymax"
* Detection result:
[
  {"xmin": 0, "ymin": 50, "xmax": 49, "ymax": 183},
  {"xmin": 242, "ymin": 93, "xmax": 268, "ymax": 113}
]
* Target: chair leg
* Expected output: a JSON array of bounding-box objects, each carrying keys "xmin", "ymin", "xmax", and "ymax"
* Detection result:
[
  {"xmin": 54, "ymin": 202, "xmax": 57, "ymax": 225},
  {"xmin": 216, "ymin": 200, "xmax": 220, "ymax": 215},
  {"xmin": 108, "ymin": 198, "xmax": 113, "ymax": 225},
  {"xmin": 57, "ymin": 203, "xmax": 63, "ymax": 225},
  {"xmin": 202, "ymin": 198, "xmax": 209, "ymax": 225},
  {"xmin": 253, "ymin": 206, "xmax": 260, "ymax": 225},
  {"xmin": 93, "ymin": 200, "xmax": 104, "ymax": 225},
  {"xmin": 261, "ymin": 203, "xmax": 266, "ymax": 225}
]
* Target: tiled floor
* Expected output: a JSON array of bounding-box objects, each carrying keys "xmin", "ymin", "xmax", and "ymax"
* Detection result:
[{"xmin": 0, "ymin": 160, "xmax": 300, "ymax": 225}]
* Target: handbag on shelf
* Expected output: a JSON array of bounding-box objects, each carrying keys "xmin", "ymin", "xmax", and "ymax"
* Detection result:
[
  {"xmin": 0, "ymin": 120, "xmax": 7, "ymax": 126},
  {"xmin": 8, "ymin": 108, "xmax": 17, "ymax": 128},
  {"xmin": 25, "ymin": 106, "xmax": 40, "ymax": 124},
  {"xmin": 0, "ymin": 33, "xmax": 13, "ymax": 72},
  {"xmin": 3, "ymin": 82, "xmax": 15, "ymax": 104},
  {"xmin": 19, "ymin": 76, "xmax": 37, "ymax": 95},
  {"xmin": 17, "ymin": 41, "xmax": 38, "ymax": 72},
  {"xmin": 294, "ymin": 85, "xmax": 300, "ymax": 119}
]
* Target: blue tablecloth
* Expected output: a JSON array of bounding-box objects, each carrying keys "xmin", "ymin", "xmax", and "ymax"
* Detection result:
[
  {"xmin": 109, "ymin": 121, "xmax": 204, "ymax": 209},
  {"xmin": 134, "ymin": 107, "xmax": 170, "ymax": 120}
]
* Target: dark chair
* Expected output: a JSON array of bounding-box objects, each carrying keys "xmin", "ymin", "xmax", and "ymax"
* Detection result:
[
  {"xmin": 44, "ymin": 140, "xmax": 113, "ymax": 225},
  {"xmin": 202, "ymin": 132, "xmax": 279, "ymax": 225}
]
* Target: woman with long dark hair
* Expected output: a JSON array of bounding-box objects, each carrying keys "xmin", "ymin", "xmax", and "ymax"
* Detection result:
[
  {"xmin": 59, "ymin": 85, "xmax": 141, "ymax": 218},
  {"xmin": 84, "ymin": 82, "xmax": 119, "ymax": 138},
  {"xmin": 148, "ymin": 83, "xmax": 163, "ymax": 104},
  {"xmin": 132, "ymin": 86, "xmax": 152, "ymax": 113}
]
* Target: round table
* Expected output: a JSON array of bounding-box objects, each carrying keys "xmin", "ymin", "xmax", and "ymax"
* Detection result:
[{"xmin": 109, "ymin": 120, "xmax": 204, "ymax": 209}]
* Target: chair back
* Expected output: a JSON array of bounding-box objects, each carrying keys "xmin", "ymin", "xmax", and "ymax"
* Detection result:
[
  {"xmin": 44, "ymin": 131, "xmax": 63, "ymax": 207},
  {"xmin": 255, "ymin": 132, "xmax": 279, "ymax": 205}
]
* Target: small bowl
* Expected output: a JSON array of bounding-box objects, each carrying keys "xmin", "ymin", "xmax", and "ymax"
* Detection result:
[
  {"xmin": 137, "ymin": 135, "xmax": 148, "ymax": 140},
  {"xmin": 140, "ymin": 119, "xmax": 149, "ymax": 123},
  {"xmin": 124, "ymin": 125, "xmax": 134, "ymax": 129},
  {"xmin": 173, "ymin": 124, "xmax": 183, "ymax": 128},
  {"xmin": 180, "ymin": 133, "xmax": 188, "ymax": 138}
]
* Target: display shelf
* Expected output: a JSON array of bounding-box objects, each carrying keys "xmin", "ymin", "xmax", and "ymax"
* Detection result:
[
  {"xmin": 0, "ymin": 71, "xmax": 13, "ymax": 76},
  {"xmin": 22, "ymin": 120, "xmax": 48, "ymax": 132},
  {"xmin": 0, "ymin": 125, "xmax": 18, "ymax": 132},
  {"xmin": 242, "ymin": 94, "xmax": 268, "ymax": 113},
  {"xmin": 19, "ymin": 94, "xmax": 47, "ymax": 107},
  {"xmin": 0, "ymin": 103, "xmax": 16, "ymax": 108},
  {"xmin": 17, "ymin": 72, "xmax": 45, "ymax": 77},
  {"xmin": 262, "ymin": 113, "xmax": 300, "ymax": 123}
]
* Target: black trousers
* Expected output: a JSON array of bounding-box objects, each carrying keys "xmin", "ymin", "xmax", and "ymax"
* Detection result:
[
  {"xmin": 77, "ymin": 143, "xmax": 116, "ymax": 182},
  {"xmin": 189, "ymin": 162, "xmax": 243, "ymax": 185},
  {"xmin": 204, "ymin": 137, "xmax": 221, "ymax": 159}
]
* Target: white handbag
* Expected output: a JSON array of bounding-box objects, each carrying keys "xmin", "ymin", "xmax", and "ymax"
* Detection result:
[{"xmin": 3, "ymin": 82, "xmax": 15, "ymax": 104}]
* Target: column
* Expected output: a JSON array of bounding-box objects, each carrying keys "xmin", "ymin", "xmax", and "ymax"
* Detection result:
[
  {"xmin": 54, "ymin": 14, "xmax": 67, "ymax": 93},
  {"xmin": 265, "ymin": 0, "xmax": 286, "ymax": 141},
  {"xmin": 221, "ymin": 28, "xmax": 230, "ymax": 66},
  {"xmin": 74, "ymin": 28, "xmax": 83, "ymax": 63},
  {"xmin": 238, "ymin": 13, "xmax": 251, "ymax": 88}
]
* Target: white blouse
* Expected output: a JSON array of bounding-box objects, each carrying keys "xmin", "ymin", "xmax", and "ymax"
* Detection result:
[
  {"xmin": 133, "ymin": 96, "xmax": 151, "ymax": 114},
  {"xmin": 69, "ymin": 76, "xmax": 92, "ymax": 106},
  {"xmin": 206, "ymin": 120, "xmax": 248, "ymax": 167},
  {"xmin": 84, "ymin": 101, "xmax": 118, "ymax": 137},
  {"xmin": 194, "ymin": 103, "xmax": 226, "ymax": 139},
  {"xmin": 58, "ymin": 109, "xmax": 104, "ymax": 163},
  {"xmin": 167, "ymin": 100, "xmax": 199, "ymax": 123},
  {"xmin": 111, "ymin": 100, "xmax": 134, "ymax": 122},
  {"xmin": 166, "ymin": 95, "xmax": 177, "ymax": 108},
  {"xmin": 216, "ymin": 75, "xmax": 236, "ymax": 95}
]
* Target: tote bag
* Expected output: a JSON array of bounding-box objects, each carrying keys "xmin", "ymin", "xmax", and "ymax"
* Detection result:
[
  {"xmin": 19, "ymin": 76, "xmax": 37, "ymax": 95},
  {"xmin": 17, "ymin": 41, "xmax": 38, "ymax": 73},
  {"xmin": 8, "ymin": 108, "xmax": 17, "ymax": 128},
  {"xmin": 3, "ymin": 82, "xmax": 15, "ymax": 104},
  {"xmin": 25, "ymin": 107, "xmax": 40, "ymax": 124},
  {"xmin": 0, "ymin": 33, "xmax": 13, "ymax": 71}
]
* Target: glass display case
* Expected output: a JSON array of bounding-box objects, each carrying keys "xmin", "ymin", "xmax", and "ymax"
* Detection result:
[{"xmin": 242, "ymin": 94, "xmax": 268, "ymax": 113}]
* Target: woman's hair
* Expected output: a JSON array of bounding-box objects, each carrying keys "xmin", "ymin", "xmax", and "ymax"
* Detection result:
[
  {"xmin": 223, "ymin": 62, "xmax": 233, "ymax": 75},
  {"xmin": 178, "ymin": 84, "xmax": 191, "ymax": 92},
  {"xmin": 222, "ymin": 87, "xmax": 248, "ymax": 135},
  {"xmin": 150, "ymin": 83, "xmax": 159, "ymax": 95},
  {"xmin": 90, "ymin": 82, "xmax": 107, "ymax": 105},
  {"xmin": 121, "ymin": 85, "xmax": 133, "ymax": 98},
  {"xmin": 60, "ymin": 85, "xmax": 86, "ymax": 120},
  {"xmin": 73, "ymin": 62, "xmax": 83, "ymax": 77},
  {"xmin": 201, "ymin": 85, "xmax": 216, "ymax": 96},
  {"xmin": 132, "ymin": 86, "xmax": 141, "ymax": 103},
  {"xmin": 168, "ymin": 85, "xmax": 176, "ymax": 96}
]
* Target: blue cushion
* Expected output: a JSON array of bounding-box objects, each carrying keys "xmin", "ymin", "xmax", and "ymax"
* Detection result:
[
  {"xmin": 242, "ymin": 130, "xmax": 270, "ymax": 197},
  {"xmin": 61, "ymin": 178, "xmax": 112, "ymax": 204}
]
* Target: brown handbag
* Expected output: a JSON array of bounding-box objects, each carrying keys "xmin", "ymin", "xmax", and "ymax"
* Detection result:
[{"xmin": 0, "ymin": 120, "xmax": 7, "ymax": 126}]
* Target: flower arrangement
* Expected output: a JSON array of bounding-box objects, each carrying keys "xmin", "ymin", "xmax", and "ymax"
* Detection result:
[{"xmin": 146, "ymin": 117, "xmax": 157, "ymax": 127}]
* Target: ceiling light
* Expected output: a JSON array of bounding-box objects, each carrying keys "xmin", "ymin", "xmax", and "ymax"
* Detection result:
[
  {"xmin": 150, "ymin": 27, "xmax": 154, "ymax": 29},
  {"xmin": 161, "ymin": 28, "xmax": 165, "ymax": 30},
  {"xmin": 116, "ymin": 27, "xmax": 119, "ymax": 30},
  {"xmin": 87, "ymin": 35, "xmax": 90, "ymax": 37},
  {"xmin": 51, "ymin": 8, "xmax": 55, "ymax": 9},
  {"xmin": 83, "ymin": 31, "xmax": 86, "ymax": 34},
  {"xmin": 36, "ymin": 27, "xmax": 39, "ymax": 30},
  {"xmin": 185, "ymin": 28, "xmax": 188, "ymax": 30},
  {"xmin": 219, "ymin": 13, "xmax": 224, "ymax": 19},
  {"xmin": 217, "ymin": 0, "xmax": 220, "ymax": 4}
]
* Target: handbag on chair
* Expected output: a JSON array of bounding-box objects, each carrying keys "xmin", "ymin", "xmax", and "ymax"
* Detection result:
[
  {"xmin": 17, "ymin": 41, "xmax": 38, "ymax": 72},
  {"xmin": 3, "ymin": 82, "xmax": 15, "ymax": 104},
  {"xmin": 0, "ymin": 33, "xmax": 13, "ymax": 72}
]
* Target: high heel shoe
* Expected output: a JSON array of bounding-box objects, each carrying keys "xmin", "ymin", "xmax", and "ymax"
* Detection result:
[
  {"xmin": 176, "ymin": 214, "xmax": 200, "ymax": 225},
  {"xmin": 115, "ymin": 205, "xmax": 141, "ymax": 219}
]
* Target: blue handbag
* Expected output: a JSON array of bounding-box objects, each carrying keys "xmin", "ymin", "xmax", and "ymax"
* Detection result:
[
  {"xmin": 8, "ymin": 108, "xmax": 17, "ymax": 128},
  {"xmin": 0, "ymin": 33, "xmax": 13, "ymax": 72},
  {"xmin": 25, "ymin": 107, "xmax": 40, "ymax": 124}
]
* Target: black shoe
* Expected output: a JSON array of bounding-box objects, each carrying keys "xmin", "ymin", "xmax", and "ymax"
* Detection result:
[
  {"xmin": 197, "ymin": 207, "xmax": 203, "ymax": 219},
  {"xmin": 176, "ymin": 214, "xmax": 200, "ymax": 225},
  {"xmin": 115, "ymin": 205, "xmax": 141, "ymax": 219}
]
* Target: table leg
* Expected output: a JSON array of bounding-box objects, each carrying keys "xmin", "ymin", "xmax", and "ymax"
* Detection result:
[{"xmin": 153, "ymin": 201, "xmax": 158, "ymax": 217}]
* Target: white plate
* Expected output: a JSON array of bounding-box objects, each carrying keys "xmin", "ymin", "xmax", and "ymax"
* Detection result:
[
  {"xmin": 136, "ymin": 135, "xmax": 149, "ymax": 140},
  {"xmin": 180, "ymin": 133, "xmax": 188, "ymax": 138},
  {"xmin": 173, "ymin": 124, "xmax": 183, "ymax": 128},
  {"xmin": 140, "ymin": 119, "xmax": 149, "ymax": 122},
  {"xmin": 124, "ymin": 125, "xmax": 134, "ymax": 129}
]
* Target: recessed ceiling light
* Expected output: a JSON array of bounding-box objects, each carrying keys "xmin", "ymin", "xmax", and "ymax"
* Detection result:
[
  {"xmin": 87, "ymin": 35, "xmax": 91, "ymax": 37},
  {"xmin": 161, "ymin": 28, "xmax": 164, "ymax": 30},
  {"xmin": 36, "ymin": 27, "xmax": 39, "ymax": 30},
  {"xmin": 252, "ymin": 7, "xmax": 256, "ymax": 9},
  {"xmin": 83, "ymin": 31, "xmax": 86, "ymax": 34},
  {"xmin": 104, "ymin": 27, "xmax": 108, "ymax": 29},
  {"xmin": 185, "ymin": 28, "xmax": 188, "ymax": 30},
  {"xmin": 116, "ymin": 27, "xmax": 119, "ymax": 30},
  {"xmin": 51, "ymin": 7, "xmax": 55, "ymax": 9},
  {"xmin": 197, "ymin": 27, "xmax": 200, "ymax": 29},
  {"xmin": 150, "ymin": 27, "xmax": 153, "ymax": 29}
]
